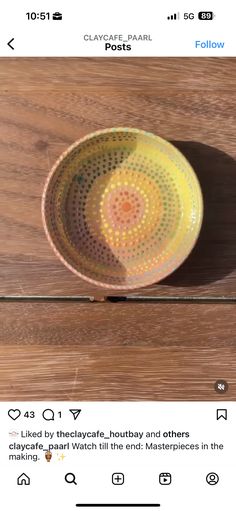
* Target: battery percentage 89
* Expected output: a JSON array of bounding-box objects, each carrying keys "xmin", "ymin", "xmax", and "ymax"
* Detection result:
[{"xmin": 198, "ymin": 11, "xmax": 214, "ymax": 20}]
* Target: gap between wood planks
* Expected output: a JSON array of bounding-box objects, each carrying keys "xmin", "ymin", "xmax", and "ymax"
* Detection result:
[{"xmin": 1, "ymin": 295, "xmax": 236, "ymax": 303}]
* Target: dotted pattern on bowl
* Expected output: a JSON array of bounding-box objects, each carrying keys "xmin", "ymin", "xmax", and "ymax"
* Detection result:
[{"xmin": 42, "ymin": 128, "xmax": 203, "ymax": 289}]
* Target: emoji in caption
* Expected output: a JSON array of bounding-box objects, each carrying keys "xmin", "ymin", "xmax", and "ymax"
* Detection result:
[
  {"xmin": 57, "ymin": 452, "xmax": 66, "ymax": 461},
  {"xmin": 44, "ymin": 450, "xmax": 52, "ymax": 462}
]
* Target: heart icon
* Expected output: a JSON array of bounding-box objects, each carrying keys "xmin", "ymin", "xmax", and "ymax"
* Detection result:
[{"xmin": 8, "ymin": 409, "xmax": 21, "ymax": 421}]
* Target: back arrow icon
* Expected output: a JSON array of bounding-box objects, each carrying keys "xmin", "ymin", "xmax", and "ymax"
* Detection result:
[{"xmin": 8, "ymin": 38, "xmax": 14, "ymax": 50}]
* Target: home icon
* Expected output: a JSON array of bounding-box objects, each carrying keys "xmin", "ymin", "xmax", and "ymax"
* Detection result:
[{"xmin": 17, "ymin": 473, "xmax": 30, "ymax": 485}]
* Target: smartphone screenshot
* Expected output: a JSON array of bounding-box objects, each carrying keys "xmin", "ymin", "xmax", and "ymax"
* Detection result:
[{"xmin": 0, "ymin": 1, "xmax": 235, "ymax": 509}]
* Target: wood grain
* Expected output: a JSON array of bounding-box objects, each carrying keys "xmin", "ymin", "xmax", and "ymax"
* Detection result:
[
  {"xmin": 0, "ymin": 345, "xmax": 234, "ymax": 401},
  {"xmin": 0, "ymin": 58, "xmax": 235, "ymax": 90},
  {"xmin": 0, "ymin": 302, "xmax": 236, "ymax": 347},
  {"xmin": 0, "ymin": 58, "xmax": 235, "ymax": 401},
  {"xmin": 0, "ymin": 84, "xmax": 236, "ymax": 296}
]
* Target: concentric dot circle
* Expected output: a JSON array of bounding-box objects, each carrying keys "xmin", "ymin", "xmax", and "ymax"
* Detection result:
[
  {"xmin": 85, "ymin": 169, "xmax": 165, "ymax": 259},
  {"xmin": 42, "ymin": 128, "xmax": 203, "ymax": 289}
]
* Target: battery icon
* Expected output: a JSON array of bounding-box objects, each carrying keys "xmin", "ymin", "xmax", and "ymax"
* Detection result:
[{"xmin": 198, "ymin": 11, "xmax": 214, "ymax": 20}]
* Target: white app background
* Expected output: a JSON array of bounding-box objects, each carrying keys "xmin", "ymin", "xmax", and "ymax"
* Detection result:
[
  {"xmin": 0, "ymin": 0, "xmax": 235, "ymax": 55},
  {"xmin": 1, "ymin": 402, "xmax": 234, "ymax": 510}
]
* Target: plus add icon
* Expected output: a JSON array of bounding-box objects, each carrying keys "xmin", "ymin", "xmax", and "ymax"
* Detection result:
[{"xmin": 112, "ymin": 473, "xmax": 124, "ymax": 485}]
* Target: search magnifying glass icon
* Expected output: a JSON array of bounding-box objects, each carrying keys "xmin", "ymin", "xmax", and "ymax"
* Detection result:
[{"xmin": 65, "ymin": 472, "xmax": 77, "ymax": 485}]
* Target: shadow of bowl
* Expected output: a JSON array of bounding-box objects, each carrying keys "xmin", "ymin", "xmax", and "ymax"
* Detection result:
[{"xmin": 162, "ymin": 141, "xmax": 236, "ymax": 287}]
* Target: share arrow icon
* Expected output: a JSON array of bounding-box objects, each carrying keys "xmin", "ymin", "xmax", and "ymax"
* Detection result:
[{"xmin": 69, "ymin": 409, "xmax": 82, "ymax": 420}]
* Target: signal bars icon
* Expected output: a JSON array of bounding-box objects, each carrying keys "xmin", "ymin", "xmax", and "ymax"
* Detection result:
[{"xmin": 167, "ymin": 12, "xmax": 180, "ymax": 20}]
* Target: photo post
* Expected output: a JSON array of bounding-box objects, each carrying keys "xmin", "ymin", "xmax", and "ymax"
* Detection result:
[{"xmin": 0, "ymin": 2, "xmax": 235, "ymax": 509}]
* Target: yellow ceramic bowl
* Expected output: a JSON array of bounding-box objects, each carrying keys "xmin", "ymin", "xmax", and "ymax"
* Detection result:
[{"xmin": 42, "ymin": 128, "xmax": 203, "ymax": 290}]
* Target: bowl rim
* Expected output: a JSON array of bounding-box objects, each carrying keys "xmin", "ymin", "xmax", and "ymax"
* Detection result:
[{"xmin": 41, "ymin": 127, "xmax": 204, "ymax": 290}]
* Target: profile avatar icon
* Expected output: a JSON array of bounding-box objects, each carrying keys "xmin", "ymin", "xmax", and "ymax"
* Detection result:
[{"xmin": 206, "ymin": 472, "xmax": 219, "ymax": 485}]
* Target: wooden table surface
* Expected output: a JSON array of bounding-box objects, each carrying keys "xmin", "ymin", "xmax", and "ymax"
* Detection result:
[{"xmin": 0, "ymin": 58, "xmax": 236, "ymax": 400}]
